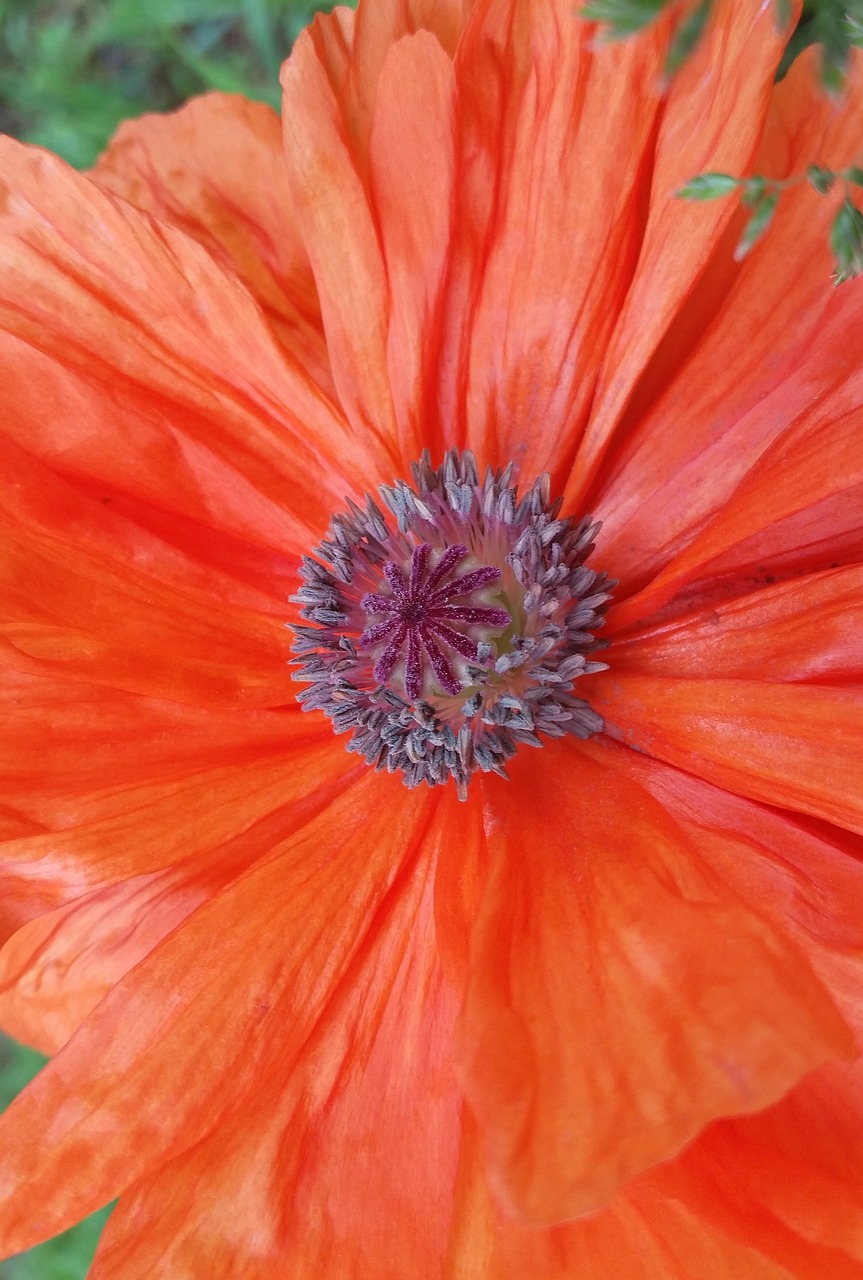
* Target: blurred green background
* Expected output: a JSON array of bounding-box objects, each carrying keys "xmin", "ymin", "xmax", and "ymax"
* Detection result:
[
  {"xmin": 0, "ymin": 3, "xmax": 344, "ymax": 1272},
  {"xmin": 0, "ymin": 0, "xmax": 343, "ymax": 169}
]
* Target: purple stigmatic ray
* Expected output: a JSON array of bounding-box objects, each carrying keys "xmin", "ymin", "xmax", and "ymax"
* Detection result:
[{"xmin": 359, "ymin": 542, "xmax": 510, "ymax": 700}]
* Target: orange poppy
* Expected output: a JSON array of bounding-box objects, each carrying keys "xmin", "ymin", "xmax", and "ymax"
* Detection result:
[{"xmin": 0, "ymin": 0, "xmax": 862, "ymax": 1275}]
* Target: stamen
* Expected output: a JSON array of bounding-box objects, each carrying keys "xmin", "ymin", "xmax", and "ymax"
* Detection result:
[{"xmin": 290, "ymin": 449, "xmax": 615, "ymax": 798}]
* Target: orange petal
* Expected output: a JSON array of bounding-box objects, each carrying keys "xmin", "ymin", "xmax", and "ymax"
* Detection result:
[
  {"xmin": 607, "ymin": 751, "xmax": 863, "ymax": 1261},
  {"xmin": 0, "ymin": 659, "xmax": 306, "ymax": 822},
  {"xmin": 0, "ymin": 873, "xmax": 210, "ymax": 1057},
  {"xmin": 352, "ymin": 0, "xmax": 472, "ymax": 76},
  {"xmin": 369, "ymin": 32, "xmax": 456, "ymax": 463},
  {"xmin": 432, "ymin": 783, "xmax": 489, "ymax": 989},
  {"xmin": 0, "ymin": 428, "xmax": 303, "ymax": 617},
  {"xmin": 0, "ymin": 455, "xmax": 294, "ymax": 710},
  {"xmin": 444, "ymin": 1112, "xmax": 799, "ymax": 1280},
  {"xmin": 438, "ymin": 0, "xmax": 671, "ymax": 488},
  {"xmin": 719, "ymin": 959, "xmax": 863, "ymax": 1262},
  {"xmin": 87, "ymin": 833, "xmax": 461, "ymax": 1280},
  {"xmin": 0, "ymin": 743, "xmax": 357, "ymax": 1051},
  {"xmin": 566, "ymin": 0, "xmax": 798, "ymax": 508},
  {"xmin": 649, "ymin": 1132, "xmax": 863, "ymax": 1279},
  {"xmin": 607, "ymin": 566, "xmax": 863, "ymax": 682},
  {"xmin": 455, "ymin": 740, "xmax": 851, "ymax": 1225},
  {"xmin": 281, "ymin": 17, "xmax": 400, "ymax": 472},
  {"xmin": 0, "ymin": 139, "xmax": 369, "ymax": 549},
  {"xmin": 592, "ymin": 47, "xmax": 863, "ymax": 601},
  {"xmin": 280, "ymin": 0, "xmax": 473, "ymax": 470},
  {"xmin": 605, "ymin": 739, "xmax": 863, "ymax": 955},
  {"xmin": 0, "ymin": 649, "xmax": 347, "ymax": 934},
  {"xmin": 0, "ymin": 772, "xmax": 433, "ymax": 1256},
  {"xmin": 609, "ymin": 373, "xmax": 863, "ymax": 631},
  {"xmin": 91, "ymin": 93, "xmax": 333, "ymax": 397},
  {"xmin": 695, "ymin": 1064, "xmax": 863, "ymax": 1265},
  {"xmin": 591, "ymin": 672, "xmax": 863, "ymax": 834},
  {"xmin": 0, "ymin": 331, "xmax": 322, "ymax": 562}
]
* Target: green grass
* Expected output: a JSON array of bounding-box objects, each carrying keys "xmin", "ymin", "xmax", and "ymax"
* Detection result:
[{"xmin": 0, "ymin": 0, "xmax": 346, "ymax": 167}]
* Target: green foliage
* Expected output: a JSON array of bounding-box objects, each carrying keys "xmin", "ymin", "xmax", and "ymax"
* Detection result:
[
  {"xmin": 831, "ymin": 196, "xmax": 863, "ymax": 282},
  {"xmin": 0, "ymin": 1207, "xmax": 113, "ymax": 1280},
  {"xmin": 734, "ymin": 189, "xmax": 780, "ymax": 259},
  {"xmin": 0, "ymin": 1036, "xmax": 46, "ymax": 1112},
  {"xmin": 581, "ymin": 0, "xmax": 667, "ymax": 39},
  {"xmin": 678, "ymin": 164, "xmax": 863, "ymax": 281},
  {"xmin": 676, "ymin": 172, "xmax": 741, "ymax": 200},
  {"xmin": 0, "ymin": 0, "xmax": 349, "ymax": 167},
  {"xmin": 667, "ymin": 0, "xmax": 863, "ymax": 279},
  {"xmin": 807, "ymin": 163, "xmax": 837, "ymax": 194},
  {"xmin": 663, "ymin": 0, "xmax": 711, "ymax": 75},
  {"xmin": 806, "ymin": 0, "xmax": 863, "ymax": 93},
  {"xmin": 584, "ymin": 0, "xmax": 716, "ymax": 76}
]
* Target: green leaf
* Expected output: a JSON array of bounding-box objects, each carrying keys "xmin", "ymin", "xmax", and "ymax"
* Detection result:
[
  {"xmin": 808, "ymin": 0, "xmax": 863, "ymax": 93},
  {"xmin": 830, "ymin": 197, "xmax": 863, "ymax": 282},
  {"xmin": 847, "ymin": 10, "xmax": 863, "ymax": 49},
  {"xmin": 676, "ymin": 171, "xmax": 740, "ymax": 201},
  {"xmin": 740, "ymin": 175, "xmax": 769, "ymax": 208},
  {"xmin": 734, "ymin": 190, "xmax": 780, "ymax": 261},
  {"xmin": 664, "ymin": 0, "xmax": 711, "ymax": 75},
  {"xmin": 807, "ymin": 164, "xmax": 837, "ymax": 195},
  {"xmin": 847, "ymin": 166, "xmax": 863, "ymax": 189},
  {"xmin": 581, "ymin": 0, "xmax": 666, "ymax": 38}
]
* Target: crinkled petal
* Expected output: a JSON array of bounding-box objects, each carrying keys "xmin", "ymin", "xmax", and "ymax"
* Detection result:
[
  {"xmin": 1, "ymin": 429, "xmax": 298, "ymax": 616},
  {"xmin": 0, "ymin": 741, "xmax": 357, "ymax": 1051},
  {"xmin": 614, "ymin": 753, "xmax": 863, "ymax": 1260},
  {"xmin": 648, "ymin": 1135, "xmax": 863, "ymax": 1280},
  {"xmin": 607, "ymin": 566, "xmax": 863, "ymax": 682},
  {"xmin": 86, "ymin": 831, "xmax": 461, "ymax": 1280},
  {"xmin": 368, "ymin": 32, "xmax": 456, "ymax": 464},
  {"xmin": 0, "ymin": 445, "xmax": 294, "ymax": 709},
  {"xmin": 591, "ymin": 672, "xmax": 863, "ymax": 834},
  {"xmin": 438, "ymin": 0, "xmax": 671, "ymax": 487},
  {"xmin": 444, "ymin": 1114, "xmax": 803, "ymax": 1280},
  {"xmin": 280, "ymin": 1, "xmax": 472, "ymax": 469},
  {"xmin": 592, "ymin": 46, "xmax": 863, "ymax": 597},
  {"xmin": 0, "ymin": 683, "xmax": 347, "ymax": 945},
  {"xmin": 0, "ymin": 655, "xmax": 310, "ymax": 831},
  {"xmin": 280, "ymin": 16, "xmax": 400, "ymax": 469},
  {"xmin": 0, "ymin": 773, "xmax": 433, "ymax": 1256},
  {"xmin": 610, "ymin": 371, "xmax": 863, "ymax": 630},
  {"xmin": 455, "ymin": 739, "xmax": 851, "ymax": 1225},
  {"xmin": 91, "ymin": 93, "xmax": 333, "ymax": 396},
  {"xmin": 0, "ymin": 139, "xmax": 374, "ymax": 551},
  {"xmin": 0, "ymin": 328, "xmax": 322, "ymax": 560},
  {"xmin": 566, "ymin": 0, "xmax": 799, "ymax": 505}
]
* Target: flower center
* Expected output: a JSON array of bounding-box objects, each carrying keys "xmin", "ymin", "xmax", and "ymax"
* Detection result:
[
  {"xmin": 290, "ymin": 450, "xmax": 614, "ymax": 799},
  {"xmin": 359, "ymin": 543, "xmax": 510, "ymax": 700}
]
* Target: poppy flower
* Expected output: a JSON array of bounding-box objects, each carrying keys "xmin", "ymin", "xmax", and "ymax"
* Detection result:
[{"xmin": 0, "ymin": 0, "xmax": 862, "ymax": 1275}]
